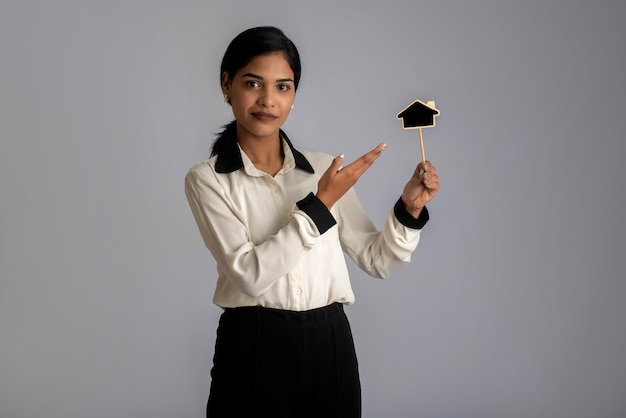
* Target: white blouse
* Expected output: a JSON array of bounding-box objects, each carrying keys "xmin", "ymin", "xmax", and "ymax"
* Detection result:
[{"xmin": 185, "ymin": 135, "xmax": 429, "ymax": 311}]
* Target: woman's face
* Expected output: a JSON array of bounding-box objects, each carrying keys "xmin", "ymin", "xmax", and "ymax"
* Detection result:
[{"xmin": 222, "ymin": 52, "xmax": 296, "ymax": 142}]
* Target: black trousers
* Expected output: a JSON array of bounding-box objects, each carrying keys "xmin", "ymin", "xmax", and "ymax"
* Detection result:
[{"xmin": 207, "ymin": 303, "xmax": 361, "ymax": 418}]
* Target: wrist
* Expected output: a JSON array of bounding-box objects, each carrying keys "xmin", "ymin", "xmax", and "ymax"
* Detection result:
[
  {"xmin": 297, "ymin": 193, "xmax": 337, "ymax": 234},
  {"xmin": 315, "ymin": 192, "xmax": 333, "ymax": 210},
  {"xmin": 407, "ymin": 207, "xmax": 423, "ymax": 218},
  {"xmin": 401, "ymin": 196, "xmax": 422, "ymax": 218},
  {"xmin": 394, "ymin": 197, "xmax": 429, "ymax": 229}
]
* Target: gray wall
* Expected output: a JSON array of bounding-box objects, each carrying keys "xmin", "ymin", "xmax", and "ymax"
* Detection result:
[{"xmin": 2, "ymin": 1, "xmax": 625, "ymax": 417}]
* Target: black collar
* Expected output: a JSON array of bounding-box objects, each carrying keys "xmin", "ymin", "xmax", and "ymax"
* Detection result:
[{"xmin": 214, "ymin": 130, "xmax": 315, "ymax": 174}]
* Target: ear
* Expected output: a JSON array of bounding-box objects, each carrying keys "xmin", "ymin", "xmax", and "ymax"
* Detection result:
[{"xmin": 221, "ymin": 72, "xmax": 231, "ymax": 97}]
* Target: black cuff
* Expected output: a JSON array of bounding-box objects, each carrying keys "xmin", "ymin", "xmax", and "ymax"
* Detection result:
[
  {"xmin": 394, "ymin": 197, "xmax": 429, "ymax": 229},
  {"xmin": 296, "ymin": 192, "xmax": 337, "ymax": 234}
]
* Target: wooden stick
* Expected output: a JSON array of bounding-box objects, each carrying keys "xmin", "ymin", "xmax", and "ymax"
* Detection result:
[{"xmin": 418, "ymin": 127, "xmax": 426, "ymax": 165}]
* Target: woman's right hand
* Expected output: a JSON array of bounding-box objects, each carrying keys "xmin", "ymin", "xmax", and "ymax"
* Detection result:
[{"xmin": 316, "ymin": 142, "xmax": 386, "ymax": 209}]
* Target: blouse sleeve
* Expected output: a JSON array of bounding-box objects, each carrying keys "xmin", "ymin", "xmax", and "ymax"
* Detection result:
[
  {"xmin": 335, "ymin": 187, "xmax": 427, "ymax": 279},
  {"xmin": 184, "ymin": 164, "xmax": 335, "ymax": 298}
]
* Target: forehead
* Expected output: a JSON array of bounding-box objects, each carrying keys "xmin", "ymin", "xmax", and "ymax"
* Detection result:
[{"xmin": 235, "ymin": 52, "xmax": 294, "ymax": 79}]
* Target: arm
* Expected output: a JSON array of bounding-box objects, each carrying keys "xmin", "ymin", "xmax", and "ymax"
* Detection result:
[
  {"xmin": 337, "ymin": 161, "xmax": 438, "ymax": 278},
  {"xmin": 336, "ymin": 188, "xmax": 425, "ymax": 278},
  {"xmin": 184, "ymin": 165, "xmax": 335, "ymax": 298}
]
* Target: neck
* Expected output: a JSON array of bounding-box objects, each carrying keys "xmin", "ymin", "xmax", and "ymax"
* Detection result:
[{"xmin": 237, "ymin": 130, "xmax": 284, "ymax": 175}]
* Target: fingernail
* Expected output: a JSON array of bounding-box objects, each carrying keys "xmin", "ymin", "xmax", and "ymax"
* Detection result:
[
  {"xmin": 424, "ymin": 164, "xmax": 429, "ymax": 170},
  {"xmin": 424, "ymin": 172, "xmax": 430, "ymax": 179},
  {"xmin": 419, "ymin": 169, "xmax": 424, "ymax": 177},
  {"xmin": 338, "ymin": 153, "xmax": 345, "ymax": 159},
  {"xmin": 381, "ymin": 143, "xmax": 387, "ymax": 150}
]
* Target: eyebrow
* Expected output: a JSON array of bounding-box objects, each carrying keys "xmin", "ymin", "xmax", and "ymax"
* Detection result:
[{"xmin": 241, "ymin": 72, "xmax": 294, "ymax": 83}]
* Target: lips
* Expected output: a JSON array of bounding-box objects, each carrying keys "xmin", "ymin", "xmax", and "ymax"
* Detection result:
[{"xmin": 251, "ymin": 112, "xmax": 278, "ymax": 122}]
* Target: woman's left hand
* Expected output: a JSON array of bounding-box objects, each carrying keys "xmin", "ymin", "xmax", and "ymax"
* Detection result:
[{"xmin": 401, "ymin": 160, "xmax": 439, "ymax": 218}]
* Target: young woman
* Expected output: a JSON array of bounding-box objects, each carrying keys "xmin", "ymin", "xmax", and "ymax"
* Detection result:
[{"xmin": 185, "ymin": 26, "xmax": 439, "ymax": 418}]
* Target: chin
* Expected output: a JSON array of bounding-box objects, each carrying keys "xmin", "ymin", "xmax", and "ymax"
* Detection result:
[{"xmin": 247, "ymin": 124, "xmax": 282, "ymax": 139}]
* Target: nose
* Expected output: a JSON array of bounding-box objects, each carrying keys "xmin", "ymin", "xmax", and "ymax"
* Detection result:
[{"xmin": 257, "ymin": 87, "xmax": 275, "ymax": 107}]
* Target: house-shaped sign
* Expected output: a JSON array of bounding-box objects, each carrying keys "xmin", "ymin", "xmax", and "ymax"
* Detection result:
[
  {"xmin": 396, "ymin": 99, "xmax": 440, "ymax": 164},
  {"xmin": 396, "ymin": 100, "xmax": 440, "ymax": 129}
]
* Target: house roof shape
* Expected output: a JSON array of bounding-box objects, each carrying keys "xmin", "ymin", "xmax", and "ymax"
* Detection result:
[{"xmin": 396, "ymin": 100, "xmax": 440, "ymax": 129}]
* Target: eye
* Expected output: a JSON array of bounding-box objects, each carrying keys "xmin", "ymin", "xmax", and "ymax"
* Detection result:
[
  {"xmin": 246, "ymin": 80, "xmax": 261, "ymax": 88},
  {"xmin": 277, "ymin": 83, "xmax": 292, "ymax": 92}
]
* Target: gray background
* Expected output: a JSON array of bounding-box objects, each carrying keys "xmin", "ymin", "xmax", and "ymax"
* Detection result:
[{"xmin": 1, "ymin": 0, "xmax": 625, "ymax": 417}]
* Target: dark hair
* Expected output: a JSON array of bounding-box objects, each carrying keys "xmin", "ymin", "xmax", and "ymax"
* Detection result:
[{"xmin": 211, "ymin": 26, "xmax": 301, "ymax": 156}]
